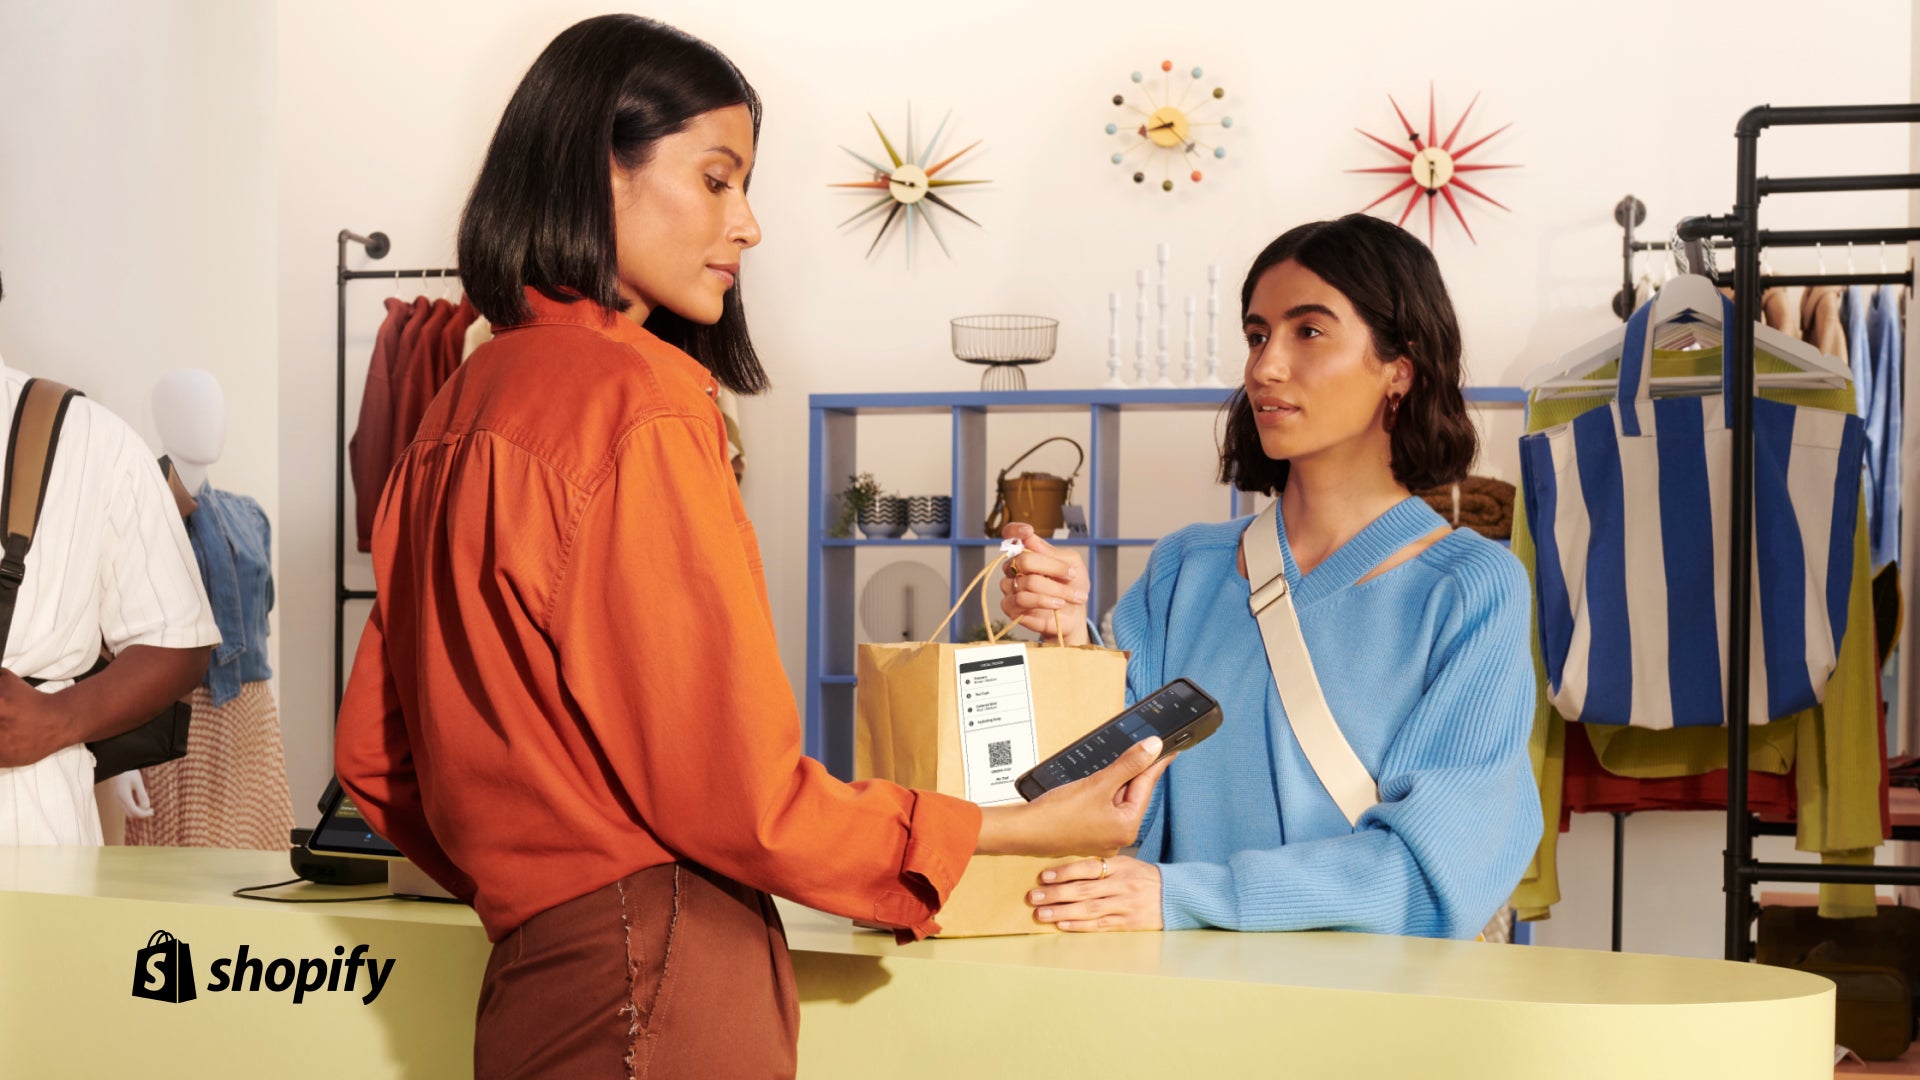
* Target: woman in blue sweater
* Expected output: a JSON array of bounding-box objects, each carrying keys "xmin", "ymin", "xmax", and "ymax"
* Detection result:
[{"xmin": 1000, "ymin": 214, "xmax": 1541, "ymax": 939}]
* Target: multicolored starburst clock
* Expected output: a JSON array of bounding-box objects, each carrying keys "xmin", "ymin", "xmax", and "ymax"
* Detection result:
[
  {"xmin": 1107, "ymin": 61, "xmax": 1233, "ymax": 192},
  {"xmin": 832, "ymin": 110, "xmax": 988, "ymax": 267},
  {"xmin": 1351, "ymin": 86, "xmax": 1517, "ymax": 245}
]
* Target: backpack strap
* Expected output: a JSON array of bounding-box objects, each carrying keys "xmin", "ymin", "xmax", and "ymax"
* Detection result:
[
  {"xmin": 0, "ymin": 379, "xmax": 81, "ymax": 660},
  {"xmin": 1242, "ymin": 502, "xmax": 1379, "ymax": 827}
]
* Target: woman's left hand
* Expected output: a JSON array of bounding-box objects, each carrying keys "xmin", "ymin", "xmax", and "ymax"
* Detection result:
[{"xmin": 1027, "ymin": 855, "xmax": 1162, "ymax": 932}]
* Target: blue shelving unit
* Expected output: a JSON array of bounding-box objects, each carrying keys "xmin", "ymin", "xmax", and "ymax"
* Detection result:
[{"xmin": 804, "ymin": 387, "xmax": 1523, "ymax": 777}]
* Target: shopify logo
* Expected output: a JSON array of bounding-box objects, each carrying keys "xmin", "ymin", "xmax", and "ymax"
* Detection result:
[
  {"xmin": 131, "ymin": 931, "xmax": 395, "ymax": 1005},
  {"xmin": 131, "ymin": 930, "xmax": 196, "ymax": 1003}
]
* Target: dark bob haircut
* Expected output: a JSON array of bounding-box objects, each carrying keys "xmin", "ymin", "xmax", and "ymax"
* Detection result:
[
  {"xmin": 458, "ymin": 14, "xmax": 769, "ymax": 394},
  {"xmin": 1219, "ymin": 213, "xmax": 1475, "ymax": 495}
]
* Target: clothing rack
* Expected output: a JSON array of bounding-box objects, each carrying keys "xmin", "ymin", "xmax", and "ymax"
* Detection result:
[
  {"xmin": 332, "ymin": 229, "xmax": 459, "ymax": 717},
  {"xmin": 1664, "ymin": 105, "xmax": 1920, "ymax": 963},
  {"xmin": 1597, "ymin": 187, "xmax": 1919, "ymax": 959}
]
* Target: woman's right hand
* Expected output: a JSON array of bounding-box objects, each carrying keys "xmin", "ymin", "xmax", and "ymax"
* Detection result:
[
  {"xmin": 976, "ymin": 737, "xmax": 1173, "ymax": 858},
  {"xmin": 997, "ymin": 523, "xmax": 1090, "ymax": 646}
]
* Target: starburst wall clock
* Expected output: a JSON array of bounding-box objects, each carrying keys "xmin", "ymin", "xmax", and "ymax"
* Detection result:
[
  {"xmin": 832, "ymin": 109, "xmax": 988, "ymax": 267},
  {"xmin": 1351, "ymin": 85, "xmax": 1517, "ymax": 245},
  {"xmin": 1107, "ymin": 60, "xmax": 1233, "ymax": 192}
]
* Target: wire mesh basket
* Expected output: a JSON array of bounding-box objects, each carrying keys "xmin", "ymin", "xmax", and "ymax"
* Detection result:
[{"xmin": 951, "ymin": 315, "xmax": 1058, "ymax": 390}]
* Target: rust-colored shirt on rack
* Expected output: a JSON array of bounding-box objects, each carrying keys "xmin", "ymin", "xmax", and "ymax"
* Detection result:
[{"xmin": 335, "ymin": 289, "xmax": 981, "ymax": 942}]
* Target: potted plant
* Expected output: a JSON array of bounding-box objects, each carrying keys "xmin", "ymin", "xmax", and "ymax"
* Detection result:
[{"xmin": 832, "ymin": 472, "xmax": 884, "ymax": 538}]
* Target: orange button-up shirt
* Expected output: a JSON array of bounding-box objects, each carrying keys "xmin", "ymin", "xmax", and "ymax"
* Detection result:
[{"xmin": 335, "ymin": 289, "xmax": 980, "ymax": 942}]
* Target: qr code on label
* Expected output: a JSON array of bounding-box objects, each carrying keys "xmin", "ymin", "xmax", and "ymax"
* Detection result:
[{"xmin": 988, "ymin": 740, "xmax": 1012, "ymax": 768}]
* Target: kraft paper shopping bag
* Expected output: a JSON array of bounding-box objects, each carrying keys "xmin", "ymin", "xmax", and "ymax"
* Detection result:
[{"xmin": 855, "ymin": 547, "xmax": 1128, "ymax": 936}]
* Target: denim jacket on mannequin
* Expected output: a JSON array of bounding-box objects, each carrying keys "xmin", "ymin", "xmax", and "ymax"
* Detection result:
[{"xmin": 186, "ymin": 485, "xmax": 273, "ymax": 704}]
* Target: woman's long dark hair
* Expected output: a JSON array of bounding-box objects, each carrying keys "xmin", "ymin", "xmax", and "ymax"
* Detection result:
[
  {"xmin": 1219, "ymin": 214, "xmax": 1475, "ymax": 495},
  {"xmin": 458, "ymin": 14, "xmax": 768, "ymax": 394}
]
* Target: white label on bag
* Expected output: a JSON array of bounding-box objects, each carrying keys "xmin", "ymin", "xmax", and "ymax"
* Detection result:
[{"xmin": 956, "ymin": 643, "xmax": 1040, "ymax": 806}]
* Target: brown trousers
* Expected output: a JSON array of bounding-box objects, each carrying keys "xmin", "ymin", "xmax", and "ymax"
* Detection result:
[{"xmin": 475, "ymin": 863, "xmax": 798, "ymax": 1079}]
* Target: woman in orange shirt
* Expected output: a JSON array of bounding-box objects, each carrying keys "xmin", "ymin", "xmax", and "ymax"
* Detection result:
[{"xmin": 332, "ymin": 14, "xmax": 1169, "ymax": 1080}]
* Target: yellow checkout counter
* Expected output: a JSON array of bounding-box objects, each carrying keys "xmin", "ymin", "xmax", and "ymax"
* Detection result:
[{"xmin": 0, "ymin": 846, "xmax": 1834, "ymax": 1079}]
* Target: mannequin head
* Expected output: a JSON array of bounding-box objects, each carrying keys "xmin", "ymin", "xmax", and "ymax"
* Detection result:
[{"xmin": 151, "ymin": 369, "xmax": 226, "ymax": 490}]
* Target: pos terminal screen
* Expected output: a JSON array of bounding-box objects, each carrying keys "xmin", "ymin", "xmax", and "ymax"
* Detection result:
[{"xmin": 306, "ymin": 780, "xmax": 405, "ymax": 859}]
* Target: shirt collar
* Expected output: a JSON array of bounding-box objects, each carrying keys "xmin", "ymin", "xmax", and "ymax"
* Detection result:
[{"xmin": 510, "ymin": 288, "xmax": 717, "ymax": 394}]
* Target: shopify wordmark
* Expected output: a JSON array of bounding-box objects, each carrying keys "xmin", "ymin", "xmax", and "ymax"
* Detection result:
[{"xmin": 206, "ymin": 943, "xmax": 394, "ymax": 1004}]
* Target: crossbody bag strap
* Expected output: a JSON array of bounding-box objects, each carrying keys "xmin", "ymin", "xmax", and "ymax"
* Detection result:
[
  {"xmin": 0, "ymin": 379, "xmax": 80, "ymax": 661},
  {"xmin": 1243, "ymin": 501, "xmax": 1379, "ymax": 827}
]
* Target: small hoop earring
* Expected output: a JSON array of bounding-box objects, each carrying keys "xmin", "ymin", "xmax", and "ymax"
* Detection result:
[{"xmin": 1384, "ymin": 392, "xmax": 1404, "ymax": 433}]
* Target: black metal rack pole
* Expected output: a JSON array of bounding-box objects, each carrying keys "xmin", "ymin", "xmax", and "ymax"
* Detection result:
[
  {"xmin": 1731, "ymin": 111, "xmax": 1763, "ymax": 963},
  {"xmin": 1611, "ymin": 812, "xmax": 1626, "ymax": 952},
  {"xmin": 1681, "ymin": 103, "xmax": 1920, "ymax": 962},
  {"xmin": 333, "ymin": 230, "xmax": 388, "ymax": 719},
  {"xmin": 1760, "ymin": 226, "xmax": 1920, "ymax": 247},
  {"xmin": 1613, "ymin": 195, "xmax": 1646, "ymax": 321},
  {"xmin": 331, "ymin": 229, "xmax": 456, "ymax": 722},
  {"xmin": 1711, "ymin": 272, "xmax": 1913, "ymax": 288},
  {"xmin": 1602, "ymin": 195, "xmax": 1653, "ymax": 952},
  {"xmin": 1759, "ymin": 173, "xmax": 1920, "ymax": 196}
]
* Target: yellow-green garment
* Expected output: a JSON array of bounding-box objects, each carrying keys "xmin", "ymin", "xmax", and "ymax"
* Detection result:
[{"xmin": 1510, "ymin": 347, "xmax": 1883, "ymax": 921}]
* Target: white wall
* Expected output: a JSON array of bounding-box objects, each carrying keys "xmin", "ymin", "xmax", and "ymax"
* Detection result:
[
  {"xmin": 277, "ymin": 0, "xmax": 1915, "ymax": 955},
  {"xmin": 0, "ymin": 4, "xmax": 279, "ymax": 676}
]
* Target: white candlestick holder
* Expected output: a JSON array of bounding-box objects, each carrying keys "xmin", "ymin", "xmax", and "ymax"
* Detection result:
[
  {"xmin": 1200, "ymin": 263, "xmax": 1228, "ymax": 387},
  {"xmin": 1132, "ymin": 269, "xmax": 1150, "ymax": 385}
]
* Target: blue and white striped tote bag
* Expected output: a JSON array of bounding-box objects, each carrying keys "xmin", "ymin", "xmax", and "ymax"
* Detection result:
[{"xmin": 1518, "ymin": 295, "xmax": 1865, "ymax": 729}]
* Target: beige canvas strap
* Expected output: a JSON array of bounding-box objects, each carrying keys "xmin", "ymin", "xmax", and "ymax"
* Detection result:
[
  {"xmin": 1242, "ymin": 502, "xmax": 1378, "ymax": 827},
  {"xmin": 0, "ymin": 378, "xmax": 81, "ymax": 660},
  {"xmin": 4, "ymin": 379, "xmax": 76, "ymax": 546}
]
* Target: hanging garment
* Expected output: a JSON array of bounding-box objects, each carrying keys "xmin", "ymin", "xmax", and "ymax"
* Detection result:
[
  {"xmin": 1518, "ymin": 295, "xmax": 1865, "ymax": 729},
  {"xmin": 1804, "ymin": 286, "xmax": 1850, "ymax": 366},
  {"xmin": 1511, "ymin": 344, "xmax": 1886, "ymax": 920},
  {"xmin": 1763, "ymin": 286, "xmax": 1808, "ymax": 341},
  {"xmin": 186, "ymin": 486, "xmax": 273, "ymax": 704},
  {"xmin": 125, "ymin": 482, "xmax": 293, "ymax": 849},
  {"xmin": 1853, "ymin": 286, "xmax": 1904, "ymax": 569},
  {"xmin": 1561, "ymin": 719, "xmax": 1796, "ymax": 820},
  {"xmin": 122, "ymin": 681, "xmax": 295, "ymax": 850},
  {"xmin": 716, "ymin": 387, "xmax": 746, "ymax": 481},
  {"xmin": 349, "ymin": 297, "xmax": 423, "ymax": 553},
  {"xmin": 389, "ymin": 298, "xmax": 457, "ymax": 455},
  {"xmin": 463, "ymin": 313, "xmax": 492, "ymax": 362},
  {"xmin": 384, "ymin": 297, "xmax": 476, "ymax": 464}
]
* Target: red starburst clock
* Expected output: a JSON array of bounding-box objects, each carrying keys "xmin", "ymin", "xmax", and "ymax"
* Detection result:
[{"xmin": 1351, "ymin": 86, "xmax": 1517, "ymax": 245}]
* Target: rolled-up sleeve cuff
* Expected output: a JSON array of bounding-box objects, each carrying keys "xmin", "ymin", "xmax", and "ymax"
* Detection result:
[{"xmin": 874, "ymin": 790, "xmax": 981, "ymax": 943}]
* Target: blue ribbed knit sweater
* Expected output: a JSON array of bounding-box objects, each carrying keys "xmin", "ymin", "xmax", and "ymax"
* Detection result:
[{"xmin": 1114, "ymin": 496, "xmax": 1542, "ymax": 939}]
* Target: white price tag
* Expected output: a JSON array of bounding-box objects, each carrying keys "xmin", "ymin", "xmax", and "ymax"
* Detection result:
[{"xmin": 954, "ymin": 642, "xmax": 1040, "ymax": 806}]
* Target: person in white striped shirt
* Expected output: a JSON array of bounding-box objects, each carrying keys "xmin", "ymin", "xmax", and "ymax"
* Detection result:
[{"xmin": 0, "ymin": 272, "xmax": 221, "ymax": 844}]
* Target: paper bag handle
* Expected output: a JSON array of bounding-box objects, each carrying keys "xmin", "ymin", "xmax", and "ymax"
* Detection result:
[{"xmin": 925, "ymin": 549, "xmax": 1064, "ymax": 645}]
